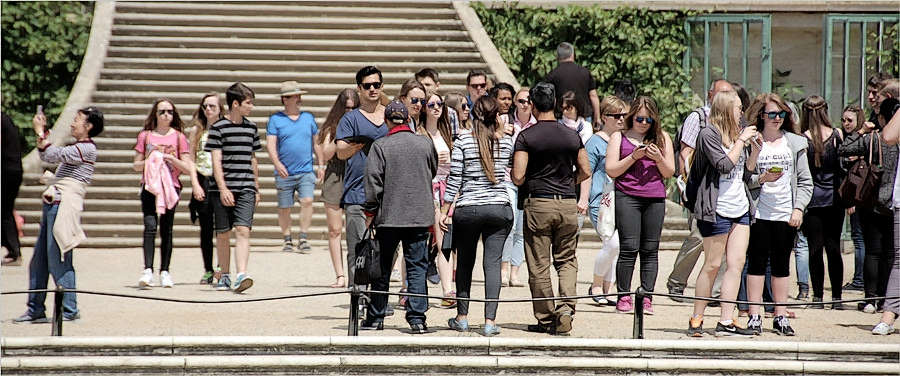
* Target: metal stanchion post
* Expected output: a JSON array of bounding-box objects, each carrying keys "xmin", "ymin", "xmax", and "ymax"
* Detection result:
[
  {"xmin": 347, "ymin": 285, "xmax": 360, "ymax": 336},
  {"xmin": 633, "ymin": 287, "xmax": 645, "ymax": 339},
  {"xmin": 52, "ymin": 286, "xmax": 64, "ymax": 336}
]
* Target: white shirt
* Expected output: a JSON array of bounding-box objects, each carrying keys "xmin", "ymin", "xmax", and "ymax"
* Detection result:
[
  {"xmin": 716, "ymin": 144, "xmax": 749, "ymax": 218},
  {"xmin": 755, "ymin": 137, "xmax": 794, "ymax": 221},
  {"xmin": 893, "ymin": 152, "xmax": 900, "ymax": 209}
]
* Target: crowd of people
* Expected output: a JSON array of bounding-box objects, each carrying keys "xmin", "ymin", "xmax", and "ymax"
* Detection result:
[{"xmin": 5, "ymin": 42, "xmax": 899, "ymax": 338}]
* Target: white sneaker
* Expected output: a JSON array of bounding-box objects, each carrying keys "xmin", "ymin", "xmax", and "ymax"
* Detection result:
[
  {"xmin": 872, "ymin": 322, "xmax": 895, "ymax": 335},
  {"xmin": 863, "ymin": 303, "xmax": 877, "ymax": 314},
  {"xmin": 160, "ymin": 271, "xmax": 174, "ymax": 288},
  {"xmin": 390, "ymin": 269, "xmax": 401, "ymax": 282},
  {"xmin": 138, "ymin": 268, "xmax": 153, "ymax": 289}
]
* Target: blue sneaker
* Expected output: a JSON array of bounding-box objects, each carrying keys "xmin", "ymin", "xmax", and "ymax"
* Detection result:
[
  {"xmin": 233, "ymin": 274, "xmax": 253, "ymax": 293},
  {"xmin": 216, "ymin": 274, "xmax": 232, "ymax": 291}
]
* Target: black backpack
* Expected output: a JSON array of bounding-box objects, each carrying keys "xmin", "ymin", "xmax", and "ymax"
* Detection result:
[{"xmin": 673, "ymin": 108, "xmax": 708, "ymax": 178}]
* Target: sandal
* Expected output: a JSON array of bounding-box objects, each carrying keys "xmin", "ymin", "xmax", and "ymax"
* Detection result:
[
  {"xmin": 330, "ymin": 275, "xmax": 345, "ymax": 288},
  {"xmin": 441, "ymin": 291, "xmax": 457, "ymax": 308}
]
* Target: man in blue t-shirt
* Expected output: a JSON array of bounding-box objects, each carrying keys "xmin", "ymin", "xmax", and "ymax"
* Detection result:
[
  {"xmin": 266, "ymin": 81, "xmax": 321, "ymax": 254},
  {"xmin": 336, "ymin": 66, "xmax": 388, "ymax": 285}
]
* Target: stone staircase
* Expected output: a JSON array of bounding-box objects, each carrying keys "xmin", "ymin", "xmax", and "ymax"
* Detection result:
[
  {"xmin": 3, "ymin": 336, "xmax": 898, "ymax": 375},
  {"xmin": 19, "ymin": 1, "xmax": 689, "ymax": 251}
]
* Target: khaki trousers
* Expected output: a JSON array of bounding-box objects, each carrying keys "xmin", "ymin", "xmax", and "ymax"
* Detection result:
[{"xmin": 523, "ymin": 197, "xmax": 579, "ymax": 326}]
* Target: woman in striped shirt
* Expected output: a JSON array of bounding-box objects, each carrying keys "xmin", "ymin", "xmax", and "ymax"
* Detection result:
[{"xmin": 441, "ymin": 96, "xmax": 514, "ymax": 336}]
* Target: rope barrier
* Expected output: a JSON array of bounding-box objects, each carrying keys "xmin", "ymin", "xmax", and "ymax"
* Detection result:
[{"xmin": 3, "ymin": 287, "xmax": 896, "ymax": 338}]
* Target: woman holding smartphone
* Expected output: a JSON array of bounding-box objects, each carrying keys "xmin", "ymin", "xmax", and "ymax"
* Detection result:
[
  {"xmin": 686, "ymin": 91, "xmax": 761, "ymax": 337},
  {"xmin": 744, "ymin": 93, "xmax": 812, "ymax": 336},
  {"xmin": 606, "ymin": 96, "xmax": 675, "ymax": 314}
]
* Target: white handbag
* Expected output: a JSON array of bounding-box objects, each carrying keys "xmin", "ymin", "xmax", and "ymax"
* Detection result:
[{"xmin": 596, "ymin": 177, "xmax": 616, "ymax": 242}]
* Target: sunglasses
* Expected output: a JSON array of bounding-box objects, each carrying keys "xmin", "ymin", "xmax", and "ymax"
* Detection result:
[
  {"xmin": 605, "ymin": 113, "xmax": 627, "ymax": 120},
  {"xmin": 562, "ymin": 105, "xmax": 574, "ymax": 111},
  {"xmin": 517, "ymin": 98, "xmax": 531, "ymax": 105},
  {"xmin": 635, "ymin": 116, "xmax": 654, "ymax": 124},
  {"xmin": 427, "ymin": 101, "xmax": 443, "ymax": 109},
  {"xmin": 469, "ymin": 83, "xmax": 486, "ymax": 89},
  {"xmin": 157, "ymin": 109, "xmax": 174, "ymax": 115},
  {"xmin": 841, "ymin": 117, "xmax": 856, "ymax": 123},
  {"xmin": 460, "ymin": 103, "xmax": 470, "ymax": 110},
  {"xmin": 361, "ymin": 82, "xmax": 382, "ymax": 90},
  {"xmin": 202, "ymin": 104, "xmax": 218, "ymax": 110},
  {"xmin": 763, "ymin": 111, "xmax": 787, "ymax": 119},
  {"xmin": 409, "ymin": 98, "xmax": 426, "ymax": 105}
]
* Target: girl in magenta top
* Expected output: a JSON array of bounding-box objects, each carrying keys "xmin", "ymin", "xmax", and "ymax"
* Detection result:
[
  {"xmin": 605, "ymin": 96, "xmax": 675, "ymax": 315},
  {"xmin": 133, "ymin": 98, "xmax": 193, "ymax": 290}
]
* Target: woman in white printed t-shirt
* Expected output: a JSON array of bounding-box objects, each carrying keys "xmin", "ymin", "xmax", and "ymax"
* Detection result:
[{"xmin": 744, "ymin": 93, "xmax": 813, "ymax": 336}]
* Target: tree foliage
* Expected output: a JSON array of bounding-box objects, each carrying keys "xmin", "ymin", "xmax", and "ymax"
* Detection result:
[
  {"xmin": 1, "ymin": 1, "xmax": 93, "ymax": 151},
  {"xmin": 473, "ymin": 3, "xmax": 702, "ymax": 134}
]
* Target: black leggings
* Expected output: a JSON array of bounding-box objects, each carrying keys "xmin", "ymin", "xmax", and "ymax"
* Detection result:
[
  {"xmin": 801, "ymin": 205, "xmax": 845, "ymax": 299},
  {"xmin": 2, "ymin": 170, "xmax": 22, "ymax": 259},
  {"xmin": 191, "ymin": 174, "xmax": 215, "ymax": 272},
  {"xmin": 141, "ymin": 188, "xmax": 177, "ymax": 272},
  {"xmin": 452, "ymin": 204, "xmax": 513, "ymax": 320},
  {"xmin": 747, "ymin": 219, "xmax": 795, "ymax": 277},
  {"xmin": 614, "ymin": 192, "xmax": 665, "ymax": 298},
  {"xmin": 860, "ymin": 208, "xmax": 895, "ymax": 305}
]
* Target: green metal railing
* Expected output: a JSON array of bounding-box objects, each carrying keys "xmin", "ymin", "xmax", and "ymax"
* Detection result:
[
  {"xmin": 684, "ymin": 14, "xmax": 772, "ymax": 94},
  {"xmin": 822, "ymin": 14, "xmax": 898, "ymax": 116}
]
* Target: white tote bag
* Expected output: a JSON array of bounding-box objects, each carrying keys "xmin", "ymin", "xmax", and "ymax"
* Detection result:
[{"xmin": 596, "ymin": 177, "xmax": 616, "ymax": 241}]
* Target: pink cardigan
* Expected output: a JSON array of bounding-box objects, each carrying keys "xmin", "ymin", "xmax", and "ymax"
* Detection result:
[{"xmin": 143, "ymin": 151, "xmax": 179, "ymax": 214}]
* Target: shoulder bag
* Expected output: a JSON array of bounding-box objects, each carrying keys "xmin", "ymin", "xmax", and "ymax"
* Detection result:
[{"xmin": 839, "ymin": 132, "xmax": 883, "ymax": 208}]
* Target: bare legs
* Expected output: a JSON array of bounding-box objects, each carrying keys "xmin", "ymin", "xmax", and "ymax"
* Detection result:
[
  {"xmin": 325, "ymin": 203, "xmax": 345, "ymax": 287},
  {"xmin": 693, "ymin": 224, "xmax": 749, "ymax": 323}
]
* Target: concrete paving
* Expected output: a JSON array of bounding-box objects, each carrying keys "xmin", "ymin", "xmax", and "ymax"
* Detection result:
[{"xmin": 1, "ymin": 241, "xmax": 893, "ymax": 343}]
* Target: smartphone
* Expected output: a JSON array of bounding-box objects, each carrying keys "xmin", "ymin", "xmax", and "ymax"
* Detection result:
[
  {"xmin": 768, "ymin": 166, "xmax": 783, "ymax": 173},
  {"xmin": 37, "ymin": 105, "xmax": 43, "ymax": 115}
]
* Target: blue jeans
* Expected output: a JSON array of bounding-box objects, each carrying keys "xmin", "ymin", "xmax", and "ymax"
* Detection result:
[
  {"xmin": 794, "ymin": 232, "xmax": 810, "ymax": 288},
  {"xmin": 501, "ymin": 183, "xmax": 525, "ymax": 266},
  {"xmin": 850, "ymin": 211, "xmax": 865, "ymax": 285},
  {"xmin": 366, "ymin": 227, "xmax": 430, "ymax": 325},
  {"xmin": 738, "ymin": 258, "xmax": 774, "ymax": 312},
  {"xmin": 26, "ymin": 203, "xmax": 78, "ymax": 318},
  {"xmin": 275, "ymin": 172, "xmax": 316, "ymax": 208}
]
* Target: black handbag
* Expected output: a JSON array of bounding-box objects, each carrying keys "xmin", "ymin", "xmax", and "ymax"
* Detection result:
[
  {"xmin": 353, "ymin": 224, "xmax": 381, "ymax": 286},
  {"xmin": 440, "ymin": 223, "xmax": 454, "ymax": 261}
]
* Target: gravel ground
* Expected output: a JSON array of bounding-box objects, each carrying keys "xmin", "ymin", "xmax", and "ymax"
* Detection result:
[{"xmin": 1, "ymin": 240, "xmax": 894, "ymax": 343}]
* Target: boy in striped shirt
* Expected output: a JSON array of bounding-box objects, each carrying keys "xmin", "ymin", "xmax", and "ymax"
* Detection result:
[{"xmin": 206, "ymin": 83, "xmax": 262, "ymax": 293}]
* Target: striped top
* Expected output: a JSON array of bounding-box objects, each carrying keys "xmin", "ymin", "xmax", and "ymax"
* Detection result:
[
  {"xmin": 40, "ymin": 140, "xmax": 97, "ymax": 184},
  {"xmin": 204, "ymin": 117, "xmax": 262, "ymax": 192},
  {"xmin": 443, "ymin": 132, "xmax": 513, "ymax": 208}
]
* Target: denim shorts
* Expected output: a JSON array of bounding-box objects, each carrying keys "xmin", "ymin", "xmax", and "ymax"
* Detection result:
[
  {"xmin": 697, "ymin": 212, "xmax": 750, "ymax": 237},
  {"xmin": 210, "ymin": 189, "xmax": 256, "ymax": 232},
  {"xmin": 275, "ymin": 172, "xmax": 316, "ymax": 208}
]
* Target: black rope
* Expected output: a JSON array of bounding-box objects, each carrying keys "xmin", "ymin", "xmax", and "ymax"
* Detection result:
[{"xmin": 1, "ymin": 288, "xmax": 349, "ymax": 303}]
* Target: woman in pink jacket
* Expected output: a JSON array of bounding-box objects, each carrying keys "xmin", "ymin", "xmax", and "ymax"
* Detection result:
[{"xmin": 133, "ymin": 98, "xmax": 192, "ymax": 289}]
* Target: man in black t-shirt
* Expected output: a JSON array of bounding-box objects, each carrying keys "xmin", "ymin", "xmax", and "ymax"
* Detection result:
[
  {"xmin": 511, "ymin": 82, "xmax": 591, "ymax": 335},
  {"xmin": 544, "ymin": 42, "xmax": 601, "ymax": 128},
  {"xmin": 1, "ymin": 113, "xmax": 23, "ymax": 265}
]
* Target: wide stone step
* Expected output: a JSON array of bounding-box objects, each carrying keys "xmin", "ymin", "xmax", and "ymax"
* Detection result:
[
  {"xmin": 113, "ymin": 13, "xmax": 464, "ymax": 30},
  {"xmin": 92, "ymin": 102, "xmax": 330, "ymax": 117},
  {"xmin": 2, "ymin": 337, "xmax": 897, "ymax": 375},
  {"xmin": 114, "ymin": 2, "xmax": 456, "ymax": 18},
  {"xmin": 99, "ymin": 69, "xmax": 471, "ymax": 84},
  {"xmin": 110, "ymin": 25, "xmax": 470, "ymax": 41},
  {"xmin": 108, "ymin": 46, "xmax": 481, "ymax": 63},
  {"xmin": 108, "ymin": 36, "xmax": 477, "ymax": 52},
  {"xmin": 18, "ymin": 236, "xmax": 331, "ymax": 249},
  {"xmin": 102, "ymin": 57, "xmax": 487, "ymax": 73},
  {"xmin": 91, "ymin": 91, "xmax": 391, "ymax": 107},
  {"xmin": 96, "ymin": 80, "xmax": 467, "ymax": 97}
]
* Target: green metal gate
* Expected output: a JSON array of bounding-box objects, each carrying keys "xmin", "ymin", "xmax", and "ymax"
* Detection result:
[
  {"xmin": 822, "ymin": 14, "xmax": 899, "ymax": 116},
  {"xmin": 684, "ymin": 14, "xmax": 772, "ymax": 96}
]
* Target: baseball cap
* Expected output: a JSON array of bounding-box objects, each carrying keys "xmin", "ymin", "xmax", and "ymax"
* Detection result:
[
  {"xmin": 385, "ymin": 100, "xmax": 409, "ymax": 125},
  {"xmin": 280, "ymin": 81, "xmax": 308, "ymax": 96}
]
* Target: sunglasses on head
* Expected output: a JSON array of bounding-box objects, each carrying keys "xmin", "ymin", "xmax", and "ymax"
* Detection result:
[
  {"xmin": 158, "ymin": 109, "xmax": 174, "ymax": 115},
  {"xmin": 763, "ymin": 111, "xmax": 787, "ymax": 119},
  {"xmin": 469, "ymin": 83, "xmax": 486, "ymax": 89},
  {"xmin": 635, "ymin": 116, "xmax": 654, "ymax": 124},
  {"xmin": 427, "ymin": 101, "xmax": 443, "ymax": 109},
  {"xmin": 361, "ymin": 82, "xmax": 382, "ymax": 90},
  {"xmin": 408, "ymin": 98, "xmax": 426, "ymax": 105},
  {"xmin": 605, "ymin": 113, "xmax": 626, "ymax": 120},
  {"xmin": 517, "ymin": 98, "xmax": 530, "ymax": 105},
  {"xmin": 202, "ymin": 104, "xmax": 217, "ymax": 110}
]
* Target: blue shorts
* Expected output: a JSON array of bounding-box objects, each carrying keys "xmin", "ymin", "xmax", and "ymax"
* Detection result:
[
  {"xmin": 275, "ymin": 172, "xmax": 316, "ymax": 208},
  {"xmin": 697, "ymin": 212, "xmax": 750, "ymax": 237}
]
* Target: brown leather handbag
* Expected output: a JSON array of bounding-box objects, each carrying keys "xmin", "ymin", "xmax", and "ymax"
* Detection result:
[{"xmin": 839, "ymin": 132, "xmax": 883, "ymax": 208}]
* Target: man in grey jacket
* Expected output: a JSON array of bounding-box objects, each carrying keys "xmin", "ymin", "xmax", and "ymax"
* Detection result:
[{"xmin": 361, "ymin": 100, "xmax": 437, "ymax": 334}]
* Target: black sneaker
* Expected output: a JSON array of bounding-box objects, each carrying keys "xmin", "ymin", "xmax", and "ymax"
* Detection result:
[
  {"xmin": 747, "ymin": 315, "xmax": 762, "ymax": 335},
  {"xmin": 773, "ymin": 315, "xmax": 795, "ymax": 336},
  {"xmin": 687, "ymin": 316, "xmax": 704, "ymax": 337},
  {"xmin": 527, "ymin": 322, "xmax": 555, "ymax": 334},
  {"xmin": 795, "ymin": 286, "xmax": 809, "ymax": 301},
  {"xmin": 360, "ymin": 320, "xmax": 383, "ymax": 331},
  {"xmin": 668, "ymin": 288, "xmax": 688, "ymax": 303},
  {"xmin": 714, "ymin": 322, "xmax": 755, "ymax": 337},
  {"xmin": 13, "ymin": 313, "xmax": 50, "ymax": 324},
  {"xmin": 842, "ymin": 282, "xmax": 864, "ymax": 291},
  {"xmin": 409, "ymin": 322, "xmax": 428, "ymax": 334},
  {"xmin": 808, "ymin": 296, "xmax": 824, "ymax": 309}
]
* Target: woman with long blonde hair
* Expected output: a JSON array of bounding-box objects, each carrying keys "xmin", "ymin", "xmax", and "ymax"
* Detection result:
[
  {"xmin": 685, "ymin": 91, "xmax": 761, "ymax": 336},
  {"xmin": 187, "ymin": 92, "xmax": 223, "ymax": 284}
]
